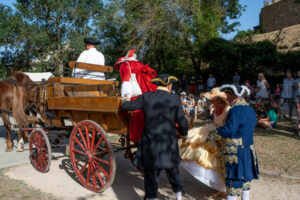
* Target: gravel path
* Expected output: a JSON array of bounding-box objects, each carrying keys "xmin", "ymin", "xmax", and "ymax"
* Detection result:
[{"xmin": 4, "ymin": 152, "xmax": 300, "ymax": 200}]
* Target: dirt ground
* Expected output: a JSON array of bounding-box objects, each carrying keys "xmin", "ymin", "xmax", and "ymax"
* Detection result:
[
  {"xmin": 0, "ymin": 119, "xmax": 300, "ymax": 200},
  {"xmin": 0, "ymin": 168, "xmax": 56, "ymax": 200}
]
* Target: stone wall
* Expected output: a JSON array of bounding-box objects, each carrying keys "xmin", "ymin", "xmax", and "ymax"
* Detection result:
[
  {"xmin": 250, "ymin": 24, "xmax": 300, "ymax": 52},
  {"xmin": 261, "ymin": 0, "xmax": 300, "ymax": 32}
]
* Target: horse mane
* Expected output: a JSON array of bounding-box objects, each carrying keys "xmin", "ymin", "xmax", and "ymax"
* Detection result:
[
  {"xmin": 10, "ymin": 71, "xmax": 38, "ymax": 126},
  {"xmin": 11, "ymin": 71, "xmax": 34, "ymax": 87}
]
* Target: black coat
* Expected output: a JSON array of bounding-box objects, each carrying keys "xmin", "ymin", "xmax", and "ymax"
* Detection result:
[{"xmin": 122, "ymin": 89, "xmax": 188, "ymax": 169}]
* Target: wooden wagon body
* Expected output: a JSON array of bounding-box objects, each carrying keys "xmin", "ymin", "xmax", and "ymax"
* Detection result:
[{"xmin": 27, "ymin": 62, "xmax": 137, "ymax": 193}]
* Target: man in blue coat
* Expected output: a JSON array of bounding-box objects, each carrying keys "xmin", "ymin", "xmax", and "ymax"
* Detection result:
[
  {"xmin": 122, "ymin": 74, "xmax": 188, "ymax": 200},
  {"xmin": 208, "ymin": 84, "xmax": 259, "ymax": 200}
]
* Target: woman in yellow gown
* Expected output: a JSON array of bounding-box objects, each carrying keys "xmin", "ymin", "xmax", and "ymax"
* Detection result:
[{"xmin": 179, "ymin": 87, "xmax": 230, "ymax": 193}]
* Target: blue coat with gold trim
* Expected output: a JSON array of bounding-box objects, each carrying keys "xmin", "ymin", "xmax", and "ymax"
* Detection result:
[{"xmin": 210, "ymin": 99, "xmax": 259, "ymax": 181}]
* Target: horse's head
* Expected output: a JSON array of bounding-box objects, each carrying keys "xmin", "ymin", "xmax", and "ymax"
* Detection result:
[{"xmin": 10, "ymin": 69, "xmax": 33, "ymax": 87}]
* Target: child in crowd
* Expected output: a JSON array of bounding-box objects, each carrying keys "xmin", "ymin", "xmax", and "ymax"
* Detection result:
[
  {"xmin": 197, "ymin": 93, "xmax": 208, "ymax": 119},
  {"xmin": 180, "ymin": 91, "xmax": 188, "ymax": 114},
  {"xmin": 275, "ymin": 84, "xmax": 281, "ymax": 101},
  {"xmin": 258, "ymin": 102, "xmax": 278, "ymax": 129},
  {"xmin": 256, "ymin": 104, "xmax": 266, "ymax": 121},
  {"xmin": 244, "ymin": 80, "xmax": 253, "ymax": 101},
  {"xmin": 186, "ymin": 94, "xmax": 196, "ymax": 129}
]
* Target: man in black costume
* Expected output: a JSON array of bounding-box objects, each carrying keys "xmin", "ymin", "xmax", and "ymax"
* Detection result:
[{"xmin": 122, "ymin": 74, "xmax": 188, "ymax": 200}]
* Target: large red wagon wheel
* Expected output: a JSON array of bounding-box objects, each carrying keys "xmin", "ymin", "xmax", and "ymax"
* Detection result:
[
  {"xmin": 29, "ymin": 128, "xmax": 51, "ymax": 173},
  {"xmin": 69, "ymin": 120, "xmax": 116, "ymax": 193}
]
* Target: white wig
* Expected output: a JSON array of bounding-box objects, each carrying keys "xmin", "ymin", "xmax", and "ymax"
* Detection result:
[{"xmin": 220, "ymin": 84, "xmax": 250, "ymax": 97}]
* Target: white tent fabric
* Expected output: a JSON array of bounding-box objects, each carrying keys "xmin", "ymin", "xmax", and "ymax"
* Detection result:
[{"xmin": 24, "ymin": 72, "xmax": 53, "ymax": 82}]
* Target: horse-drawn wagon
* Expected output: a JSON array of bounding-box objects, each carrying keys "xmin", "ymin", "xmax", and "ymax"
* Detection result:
[{"xmin": 25, "ymin": 62, "xmax": 137, "ymax": 192}]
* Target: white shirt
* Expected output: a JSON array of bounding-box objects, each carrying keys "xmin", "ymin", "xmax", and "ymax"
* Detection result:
[{"xmin": 72, "ymin": 48, "xmax": 105, "ymax": 80}]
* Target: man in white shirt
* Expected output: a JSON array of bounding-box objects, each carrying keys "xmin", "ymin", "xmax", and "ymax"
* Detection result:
[{"xmin": 72, "ymin": 37, "xmax": 105, "ymax": 80}]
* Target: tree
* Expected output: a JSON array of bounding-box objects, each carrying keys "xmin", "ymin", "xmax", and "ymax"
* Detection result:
[
  {"xmin": 96, "ymin": 0, "xmax": 245, "ymax": 75},
  {"xmin": 0, "ymin": 0, "xmax": 104, "ymax": 76},
  {"xmin": 233, "ymin": 29, "xmax": 254, "ymax": 40}
]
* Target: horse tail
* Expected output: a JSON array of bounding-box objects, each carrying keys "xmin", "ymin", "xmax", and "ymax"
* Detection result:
[{"xmin": 12, "ymin": 86, "xmax": 28, "ymax": 127}]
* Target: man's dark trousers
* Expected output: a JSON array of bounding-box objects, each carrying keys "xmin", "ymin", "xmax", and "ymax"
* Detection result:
[{"xmin": 144, "ymin": 167, "xmax": 182, "ymax": 199}]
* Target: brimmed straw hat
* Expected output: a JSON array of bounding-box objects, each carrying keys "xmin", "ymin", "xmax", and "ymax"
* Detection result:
[{"xmin": 204, "ymin": 87, "xmax": 228, "ymax": 103}]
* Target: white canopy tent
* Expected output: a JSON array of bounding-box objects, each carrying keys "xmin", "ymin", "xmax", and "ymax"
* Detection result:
[{"xmin": 24, "ymin": 72, "xmax": 53, "ymax": 82}]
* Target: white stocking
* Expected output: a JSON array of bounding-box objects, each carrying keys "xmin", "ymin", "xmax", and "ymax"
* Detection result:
[
  {"xmin": 175, "ymin": 191, "xmax": 182, "ymax": 200},
  {"xmin": 17, "ymin": 138, "xmax": 24, "ymax": 152},
  {"xmin": 227, "ymin": 195, "xmax": 237, "ymax": 200},
  {"xmin": 242, "ymin": 190, "xmax": 250, "ymax": 200}
]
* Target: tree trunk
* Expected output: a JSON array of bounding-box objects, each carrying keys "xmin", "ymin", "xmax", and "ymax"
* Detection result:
[{"xmin": 58, "ymin": 63, "xmax": 64, "ymax": 77}]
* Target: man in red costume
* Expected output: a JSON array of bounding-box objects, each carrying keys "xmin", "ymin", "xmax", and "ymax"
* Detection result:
[{"xmin": 115, "ymin": 49, "xmax": 157, "ymax": 143}]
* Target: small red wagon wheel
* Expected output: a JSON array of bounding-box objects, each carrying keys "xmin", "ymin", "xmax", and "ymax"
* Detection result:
[
  {"xmin": 69, "ymin": 120, "xmax": 116, "ymax": 193},
  {"xmin": 29, "ymin": 128, "xmax": 51, "ymax": 173}
]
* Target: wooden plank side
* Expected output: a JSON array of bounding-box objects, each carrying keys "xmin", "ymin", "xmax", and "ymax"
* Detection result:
[
  {"xmin": 69, "ymin": 61, "xmax": 113, "ymax": 73},
  {"xmin": 47, "ymin": 96, "xmax": 121, "ymax": 113},
  {"xmin": 63, "ymin": 84, "xmax": 118, "ymax": 97},
  {"xmin": 48, "ymin": 77, "xmax": 119, "ymax": 86}
]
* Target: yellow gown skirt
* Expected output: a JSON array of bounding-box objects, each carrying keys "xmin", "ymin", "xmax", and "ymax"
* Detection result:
[{"xmin": 179, "ymin": 123, "xmax": 223, "ymax": 172}]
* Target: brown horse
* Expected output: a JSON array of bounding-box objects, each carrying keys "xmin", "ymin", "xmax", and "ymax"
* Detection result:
[{"xmin": 0, "ymin": 70, "xmax": 36, "ymax": 152}]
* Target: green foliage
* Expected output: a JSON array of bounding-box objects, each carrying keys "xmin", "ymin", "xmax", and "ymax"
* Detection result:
[
  {"xmin": 0, "ymin": 0, "xmax": 298, "ymax": 84},
  {"xmin": 233, "ymin": 29, "xmax": 254, "ymax": 40},
  {"xmin": 201, "ymin": 38, "xmax": 299, "ymax": 84},
  {"xmin": 0, "ymin": 0, "xmax": 104, "ymax": 77},
  {"xmin": 97, "ymin": 0, "xmax": 245, "ymax": 75}
]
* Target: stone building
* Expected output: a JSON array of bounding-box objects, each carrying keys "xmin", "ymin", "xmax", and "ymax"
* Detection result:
[
  {"xmin": 249, "ymin": 0, "xmax": 300, "ymax": 52},
  {"xmin": 260, "ymin": 0, "xmax": 300, "ymax": 32}
]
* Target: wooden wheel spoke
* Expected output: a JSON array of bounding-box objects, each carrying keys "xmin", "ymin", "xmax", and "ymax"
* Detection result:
[
  {"xmin": 86, "ymin": 164, "xmax": 91, "ymax": 185},
  {"xmin": 91, "ymin": 164, "xmax": 97, "ymax": 189},
  {"xmin": 78, "ymin": 128, "xmax": 88, "ymax": 150},
  {"xmin": 41, "ymin": 152, "xmax": 49, "ymax": 161},
  {"xmin": 72, "ymin": 159, "xmax": 79, "ymax": 164},
  {"xmin": 94, "ymin": 150, "xmax": 108, "ymax": 156},
  {"xmin": 93, "ymin": 136, "xmax": 103, "ymax": 153},
  {"xmin": 31, "ymin": 137, "xmax": 38, "ymax": 147},
  {"xmin": 37, "ymin": 155, "xmax": 42, "ymax": 169},
  {"xmin": 84, "ymin": 126, "xmax": 91, "ymax": 150},
  {"xmin": 94, "ymin": 157, "xmax": 111, "ymax": 166},
  {"xmin": 94, "ymin": 160, "xmax": 109, "ymax": 178},
  {"xmin": 80, "ymin": 162, "xmax": 88, "ymax": 175},
  {"xmin": 73, "ymin": 136, "xmax": 86, "ymax": 151},
  {"xmin": 93, "ymin": 163, "xmax": 104, "ymax": 186},
  {"xmin": 72, "ymin": 148, "xmax": 85, "ymax": 155},
  {"xmin": 31, "ymin": 153, "xmax": 38, "ymax": 164},
  {"xmin": 33, "ymin": 134, "xmax": 39, "ymax": 147},
  {"xmin": 40, "ymin": 154, "xmax": 47, "ymax": 169},
  {"xmin": 91, "ymin": 129, "xmax": 96, "ymax": 151}
]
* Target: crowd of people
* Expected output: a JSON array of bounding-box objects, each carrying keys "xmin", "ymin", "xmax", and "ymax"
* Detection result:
[{"xmin": 177, "ymin": 70, "xmax": 300, "ymax": 135}]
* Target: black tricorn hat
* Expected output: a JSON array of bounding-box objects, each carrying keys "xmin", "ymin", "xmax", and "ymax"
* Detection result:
[
  {"xmin": 83, "ymin": 37, "xmax": 100, "ymax": 45},
  {"xmin": 150, "ymin": 74, "xmax": 178, "ymax": 86}
]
